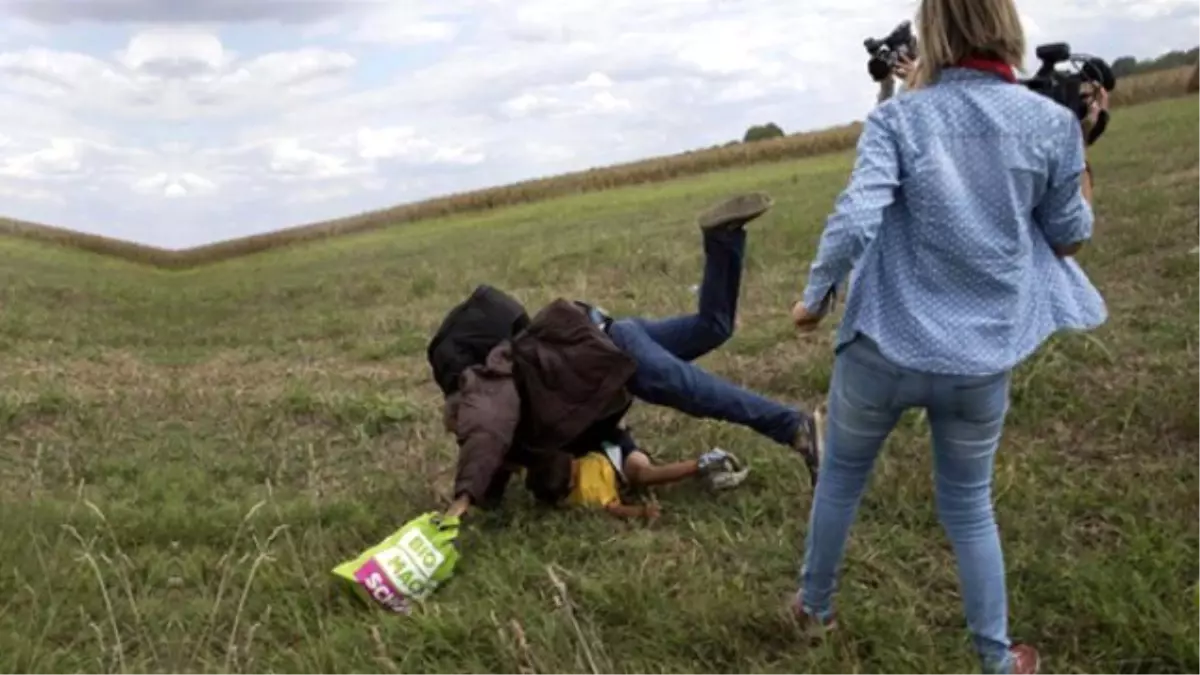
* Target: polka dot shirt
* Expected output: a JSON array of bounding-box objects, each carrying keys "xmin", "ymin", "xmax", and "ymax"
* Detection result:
[{"xmin": 801, "ymin": 67, "xmax": 1108, "ymax": 376}]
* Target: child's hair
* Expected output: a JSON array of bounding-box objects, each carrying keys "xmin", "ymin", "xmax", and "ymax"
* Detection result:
[{"xmin": 524, "ymin": 450, "xmax": 573, "ymax": 504}]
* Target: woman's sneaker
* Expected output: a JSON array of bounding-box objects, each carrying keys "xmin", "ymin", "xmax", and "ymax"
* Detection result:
[
  {"xmin": 1007, "ymin": 644, "xmax": 1041, "ymax": 674},
  {"xmin": 788, "ymin": 590, "xmax": 837, "ymax": 642}
]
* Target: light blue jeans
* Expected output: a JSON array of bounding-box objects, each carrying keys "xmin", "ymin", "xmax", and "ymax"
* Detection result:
[{"xmin": 799, "ymin": 334, "xmax": 1015, "ymax": 673}]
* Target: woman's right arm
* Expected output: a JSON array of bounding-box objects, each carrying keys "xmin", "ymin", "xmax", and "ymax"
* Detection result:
[{"xmin": 799, "ymin": 105, "xmax": 900, "ymax": 314}]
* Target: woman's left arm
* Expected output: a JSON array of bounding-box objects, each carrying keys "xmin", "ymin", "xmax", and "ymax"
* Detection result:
[{"xmin": 799, "ymin": 106, "xmax": 901, "ymax": 317}]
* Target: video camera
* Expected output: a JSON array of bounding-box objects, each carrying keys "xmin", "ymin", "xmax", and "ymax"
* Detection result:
[
  {"xmin": 1018, "ymin": 42, "xmax": 1116, "ymax": 143},
  {"xmin": 864, "ymin": 20, "xmax": 917, "ymax": 83}
]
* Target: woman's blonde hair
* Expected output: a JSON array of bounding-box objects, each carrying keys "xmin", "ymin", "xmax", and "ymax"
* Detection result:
[{"xmin": 906, "ymin": 0, "xmax": 1026, "ymax": 89}]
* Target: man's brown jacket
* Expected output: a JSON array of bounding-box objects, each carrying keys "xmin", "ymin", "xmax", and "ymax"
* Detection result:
[{"xmin": 443, "ymin": 299, "xmax": 635, "ymax": 505}]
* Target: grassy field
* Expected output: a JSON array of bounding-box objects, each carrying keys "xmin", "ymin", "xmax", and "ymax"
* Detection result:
[{"xmin": 0, "ymin": 95, "xmax": 1197, "ymax": 674}]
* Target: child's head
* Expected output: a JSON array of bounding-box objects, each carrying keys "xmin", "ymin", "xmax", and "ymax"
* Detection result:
[{"xmin": 524, "ymin": 450, "xmax": 574, "ymax": 505}]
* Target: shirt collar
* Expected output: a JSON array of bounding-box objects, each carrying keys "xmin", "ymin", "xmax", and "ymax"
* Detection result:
[{"xmin": 937, "ymin": 66, "xmax": 1016, "ymax": 84}]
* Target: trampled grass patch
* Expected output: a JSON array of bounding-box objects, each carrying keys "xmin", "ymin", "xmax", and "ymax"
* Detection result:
[{"xmin": 0, "ymin": 96, "xmax": 1196, "ymax": 673}]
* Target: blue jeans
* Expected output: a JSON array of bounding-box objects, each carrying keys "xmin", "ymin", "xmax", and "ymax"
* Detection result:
[
  {"xmin": 799, "ymin": 335, "xmax": 1015, "ymax": 674},
  {"xmin": 607, "ymin": 228, "xmax": 802, "ymax": 447}
]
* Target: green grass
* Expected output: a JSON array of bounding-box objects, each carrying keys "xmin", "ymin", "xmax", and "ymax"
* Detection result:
[{"xmin": 0, "ymin": 96, "xmax": 1197, "ymax": 674}]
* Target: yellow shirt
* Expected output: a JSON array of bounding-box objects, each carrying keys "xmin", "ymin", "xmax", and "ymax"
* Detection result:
[{"xmin": 567, "ymin": 452, "xmax": 620, "ymax": 508}]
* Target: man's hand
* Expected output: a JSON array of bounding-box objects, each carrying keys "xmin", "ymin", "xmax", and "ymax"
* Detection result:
[
  {"xmin": 396, "ymin": 511, "xmax": 462, "ymax": 567},
  {"xmin": 444, "ymin": 494, "xmax": 471, "ymax": 520},
  {"xmin": 428, "ymin": 512, "xmax": 462, "ymax": 550}
]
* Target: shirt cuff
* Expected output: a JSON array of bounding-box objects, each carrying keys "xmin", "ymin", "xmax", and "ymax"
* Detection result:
[{"xmin": 802, "ymin": 283, "xmax": 834, "ymax": 314}]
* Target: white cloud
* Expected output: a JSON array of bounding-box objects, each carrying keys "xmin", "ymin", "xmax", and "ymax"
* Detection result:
[
  {"xmin": 134, "ymin": 171, "xmax": 219, "ymax": 198},
  {"xmin": 0, "ymin": 37, "xmax": 355, "ymax": 120},
  {"xmin": 1, "ymin": 0, "xmax": 351, "ymax": 23},
  {"xmin": 0, "ymin": 0, "xmax": 1193, "ymax": 248},
  {"xmin": 267, "ymin": 138, "xmax": 362, "ymax": 180},
  {"xmin": 498, "ymin": 75, "xmax": 635, "ymax": 119},
  {"xmin": 354, "ymin": 126, "xmax": 485, "ymax": 165},
  {"xmin": 116, "ymin": 26, "xmax": 234, "ymax": 72},
  {"xmin": 0, "ymin": 138, "xmax": 83, "ymax": 178},
  {"xmin": 525, "ymin": 141, "xmax": 576, "ymax": 163},
  {"xmin": 579, "ymin": 72, "xmax": 613, "ymax": 88},
  {"xmin": 132, "ymin": 172, "xmax": 169, "ymax": 194},
  {"xmin": 349, "ymin": 11, "xmax": 459, "ymax": 45},
  {"xmin": 181, "ymin": 172, "xmax": 218, "ymax": 192}
]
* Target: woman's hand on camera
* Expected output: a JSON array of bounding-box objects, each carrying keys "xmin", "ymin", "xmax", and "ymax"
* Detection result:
[
  {"xmin": 1081, "ymin": 84, "xmax": 1110, "ymax": 141},
  {"xmin": 893, "ymin": 54, "xmax": 917, "ymax": 79},
  {"xmin": 1085, "ymin": 85, "xmax": 1110, "ymax": 126}
]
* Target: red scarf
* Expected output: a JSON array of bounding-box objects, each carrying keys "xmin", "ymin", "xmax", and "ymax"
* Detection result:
[{"xmin": 957, "ymin": 56, "xmax": 1016, "ymax": 83}]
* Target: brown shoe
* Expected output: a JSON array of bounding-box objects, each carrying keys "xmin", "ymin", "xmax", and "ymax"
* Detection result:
[
  {"xmin": 788, "ymin": 591, "xmax": 836, "ymax": 642},
  {"xmin": 697, "ymin": 192, "xmax": 773, "ymax": 232},
  {"xmin": 1009, "ymin": 644, "xmax": 1040, "ymax": 674}
]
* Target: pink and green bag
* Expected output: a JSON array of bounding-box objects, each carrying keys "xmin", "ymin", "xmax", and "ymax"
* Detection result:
[{"xmin": 332, "ymin": 512, "xmax": 460, "ymax": 614}]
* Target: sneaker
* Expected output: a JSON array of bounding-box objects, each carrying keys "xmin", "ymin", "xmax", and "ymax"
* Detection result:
[
  {"xmin": 1008, "ymin": 644, "xmax": 1041, "ymax": 674},
  {"xmin": 788, "ymin": 590, "xmax": 837, "ymax": 641},
  {"xmin": 696, "ymin": 447, "xmax": 731, "ymax": 474},
  {"xmin": 697, "ymin": 192, "xmax": 774, "ymax": 232},
  {"xmin": 791, "ymin": 407, "xmax": 825, "ymax": 487},
  {"xmin": 697, "ymin": 447, "xmax": 750, "ymax": 490}
]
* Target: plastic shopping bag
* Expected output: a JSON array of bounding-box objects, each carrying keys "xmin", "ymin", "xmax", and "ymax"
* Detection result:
[{"xmin": 331, "ymin": 512, "xmax": 460, "ymax": 615}]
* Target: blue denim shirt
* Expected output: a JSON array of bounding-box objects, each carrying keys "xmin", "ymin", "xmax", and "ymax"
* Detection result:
[{"xmin": 801, "ymin": 67, "xmax": 1107, "ymax": 376}]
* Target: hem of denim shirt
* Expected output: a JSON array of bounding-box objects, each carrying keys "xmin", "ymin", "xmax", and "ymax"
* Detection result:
[{"xmin": 833, "ymin": 325, "xmax": 1021, "ymax": 378}]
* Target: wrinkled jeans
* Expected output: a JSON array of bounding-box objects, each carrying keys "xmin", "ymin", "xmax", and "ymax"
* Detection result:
[
  {"xmin": 799, "ymin": 334, "xmax": 1015, "ymax": 673},
  {"xmin": 607, "ymin": 228, "xmax": 803, "ymax": 447}
]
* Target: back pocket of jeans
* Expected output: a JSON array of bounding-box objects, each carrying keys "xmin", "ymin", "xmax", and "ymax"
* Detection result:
[
  {"xmin": 951, "ymin": 372, "xmax": 1011, "ymax": 424},
  {"xmin": 836, "ymin": 341, "xmax": 902, "ymax": 413}
]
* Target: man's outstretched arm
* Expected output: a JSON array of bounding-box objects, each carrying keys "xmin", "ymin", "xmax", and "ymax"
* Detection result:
[{"xmin": 443, "ymin": 366, "xmax": 522, "ymax": 521}]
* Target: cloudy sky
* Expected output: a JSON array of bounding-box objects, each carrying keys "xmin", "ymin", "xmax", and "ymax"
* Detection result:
[{"xmin": 0, "ymin": 0, "xmax": 1194, "ymax": 249}]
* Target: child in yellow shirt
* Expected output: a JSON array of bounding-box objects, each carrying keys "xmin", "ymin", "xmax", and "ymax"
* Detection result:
[{"xmin": 526, "ymin": 428, "xmax": 749, "ymax": 520}]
